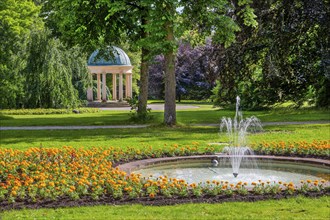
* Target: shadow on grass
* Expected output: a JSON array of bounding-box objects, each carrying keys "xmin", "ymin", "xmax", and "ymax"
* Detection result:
[
  {"xmin": 0, "ymin": 126, "xmax": 219, "ymax": 147},
  {"xmin": 0, "ymin": 112, "xmax": 13, "ymax": 120},
  {"xmin": 0, "ymin": 112, "xmax": 151, "ymax": 127}
]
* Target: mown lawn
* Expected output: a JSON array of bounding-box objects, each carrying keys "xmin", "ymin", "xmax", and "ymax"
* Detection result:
[
  {"xmin": 0, "ymin": 124, "xmax": 329, "ymax": 150},
  {"xmin": 1, "ymin": 196, "xmax": 329, "ymax": 220},
  {"xmin": 0, "ymin": 105, "xmax": 329, "ymax": 219},
  {"xmin": 1, "ymin": 104, "xmax": 329, "ymax": 127}
]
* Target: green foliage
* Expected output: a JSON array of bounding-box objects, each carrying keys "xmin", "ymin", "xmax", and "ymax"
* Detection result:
[
  {"xmin": 23, "ymin": 29, "xmax": 91, "ymax": 108},
  {"xmin": 0, "ymin": 0, "xmax": 43, "ymax": 109},
  {"xmin": 45, "ymin": 0, "xmax": 258, "ymax": 125},
  {"xmin": 0, "ymin": 0, "xmax": 91, "ymax": 109},
  {"xmin": 212, "ymin": 0, "xmax": 329, "ymax": 109},
  {"xmin": 126, "ymin": 96, "xmax": 153, "ymax": 123}
]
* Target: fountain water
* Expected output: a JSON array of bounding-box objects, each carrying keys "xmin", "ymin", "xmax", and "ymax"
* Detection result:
[
  {"xmin": 220, "ymin": 96, "xmax": 262, "ymax": 177},
  {"xmin": 129, "ymin": 96, "xmax": 329, "ymax": 185}
]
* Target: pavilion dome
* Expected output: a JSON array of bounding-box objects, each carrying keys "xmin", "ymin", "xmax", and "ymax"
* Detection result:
[{"xmin": 87, "ymin": 46, "xmax": 131, "ymax": 66}]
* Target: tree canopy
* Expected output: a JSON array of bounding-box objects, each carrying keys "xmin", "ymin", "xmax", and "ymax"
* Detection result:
[
  {"xmin": 1, "ymin": 0, "xmax": 328, "ymax": 112},
  {"xmin": 0, "ymin": 0, "xmax": 91, "ymax": 109},
  {"xmin": 212, "ymin": 0, "xmax": 330, "ymax": 109}
]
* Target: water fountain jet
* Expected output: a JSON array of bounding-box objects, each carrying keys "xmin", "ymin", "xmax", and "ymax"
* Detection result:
[
  {"xmin": 126, "ymin": 96, "xmax": 330, "ymax": 185},
  {"xmin": 220, "ymin": 96, "xmax": 262, "ymax": 177}
]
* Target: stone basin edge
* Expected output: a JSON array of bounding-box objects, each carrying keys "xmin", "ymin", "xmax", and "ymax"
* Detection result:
[{"xmin": 117, "ymin": 154, "xmax": 330, "ymax": 175}]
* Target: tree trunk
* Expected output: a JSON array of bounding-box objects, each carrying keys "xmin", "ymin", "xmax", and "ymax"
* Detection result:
[
  {"xmin": 137, "ymin": 47, "xmax": 149, "ymax": 117},
  {"xmin": 137, "ymin": 15, "xmax": 149, "ymax": 118},
  {"xmin": 164, "ymin": 18, "xmax": 176, "ymax": 126}
]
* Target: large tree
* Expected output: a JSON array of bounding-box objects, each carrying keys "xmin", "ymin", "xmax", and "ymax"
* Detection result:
[
  {"xmin": 148, "ymin": 42, "xmax": 217, "ymax": 101},
  {"xmin": 23, "ymin": 28, "xmax": 91, "ymax": 108},
  {"xmin": 44, "ymin": 0, "xmax": 256, "ymax": 124},
  {"xmin": 0, "ymin": 0, "xmax": 43, "ymax": 108},
  {"xmin": 1, "ymin": 0, "xmax": 91, "ymax": 109},
  {"xmin": 146, "ymin": 0, "xmax": 257, "ymax": 125},
  {"xmin": 212, "ymin": 0, "xmax": 329, "ymax": 109}
]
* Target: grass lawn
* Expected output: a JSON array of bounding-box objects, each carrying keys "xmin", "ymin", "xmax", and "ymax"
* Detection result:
[
  {"xmin": 1, "ymin": 104, "xmax": 329, "ymax": 219},
  {"xmin": 1, "ymin": 104, "xmax": 329, "ymax": 127},
  {"xmin": 0, "ymin": 124, "xmax": 329, "ymax": 150},
  {"xmin": 1, "ymin": 196, "xmax": 329, "ymax": 220}
]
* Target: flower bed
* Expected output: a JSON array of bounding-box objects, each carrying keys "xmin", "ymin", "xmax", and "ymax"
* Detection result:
[
  {"xmin": 252, "ymin": 140, "xmax": 330, "ymax": 158},
  {"xmin": 0, "ymin": 141, "xmax": 329, "ymax": 210}
]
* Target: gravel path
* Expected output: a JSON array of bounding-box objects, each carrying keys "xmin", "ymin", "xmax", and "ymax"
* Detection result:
[
  {"xmin": 0, "ymin": 125, "xmax": 149, "ymax": 130},
  {"xmin": 0, "ymin": 121, "xmax": 329, "ymax": 130}
]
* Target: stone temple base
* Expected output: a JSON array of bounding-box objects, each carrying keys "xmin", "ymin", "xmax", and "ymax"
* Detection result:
[{"xmin": 87, "ymin": 101, "xmax": 130, "ymax": 108}]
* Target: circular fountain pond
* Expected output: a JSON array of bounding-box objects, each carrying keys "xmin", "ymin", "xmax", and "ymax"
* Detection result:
[{"xmin": 119, "ymin": 155, "xmax": 330, "ymax": 186}]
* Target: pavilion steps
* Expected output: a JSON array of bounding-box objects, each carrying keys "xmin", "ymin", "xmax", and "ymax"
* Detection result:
[{"xmin": 87, "ymin": 101, "xmax": 130, "ymax": 108}]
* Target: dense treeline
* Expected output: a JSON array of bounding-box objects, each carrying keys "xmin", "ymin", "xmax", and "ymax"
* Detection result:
[
  {"xmin": 148, "ymin": 0, "xmax": 329, "ymax": 109},
  {"xmin": 1, "ymin": 0, "xmax": 328, "ymax": 111},
  {"xmin": 0, "ymin": 0, "xmax": 91, "ymax": 109},
  {"xmin": 211, "ymin": 0, "xmax": 329, "ymax": 109}
]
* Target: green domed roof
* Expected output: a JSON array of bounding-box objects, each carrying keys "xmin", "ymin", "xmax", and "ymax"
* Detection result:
[{"xmin": 88, "ymin": 46, "xmax": 131, "ymax": 66}]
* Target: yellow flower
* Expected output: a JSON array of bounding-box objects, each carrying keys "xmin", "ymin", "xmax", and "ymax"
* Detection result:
[{"xmin": 11, "ymin": 191, "xmax": 17, "ymax": 197}]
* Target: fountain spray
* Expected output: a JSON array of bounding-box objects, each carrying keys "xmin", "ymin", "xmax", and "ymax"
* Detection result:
[{"xmin": 220, "ymin": 96, "xmax": 262, "ymax": 177}]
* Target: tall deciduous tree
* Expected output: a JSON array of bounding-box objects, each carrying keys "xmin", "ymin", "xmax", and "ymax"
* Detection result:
[
  {"xmin": 44, "ymin": 0, "xmax": 256, "ymax": 124},
  {"xmin": 212, "ymin": 0, "xmax": 329, "ymax": 109},
  {"xmin": 148, "ymin": 42, "xmax": 217, "ymax": 101},
  {"xmin": 146, "ymin": 0, "xmax": 257, "ymax": 125},
  {"xmin": 0, "ymin": 0, "xmax": 43, "ymax": 108},
  {"xmin": 24, "ymin": 28, "xmax": 91, "ymax": 108}
]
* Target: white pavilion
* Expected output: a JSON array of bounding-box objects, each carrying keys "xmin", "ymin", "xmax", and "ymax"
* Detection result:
[{"xmin": 86, "ymin": 46, "xmax": 133, "ymax": 103}]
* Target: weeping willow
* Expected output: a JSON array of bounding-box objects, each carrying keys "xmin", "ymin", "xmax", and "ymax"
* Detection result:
[{"xmin": 23, "ymin": 29, "xmax": 91, "ymax": 108}]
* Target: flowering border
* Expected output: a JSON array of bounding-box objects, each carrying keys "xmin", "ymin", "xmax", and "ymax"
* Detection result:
[{"xmin": 0, "ymin": 141, "xmax": 329, "ymax": 210}]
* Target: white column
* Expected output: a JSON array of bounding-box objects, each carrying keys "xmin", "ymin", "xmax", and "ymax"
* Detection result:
[
  {"xmin": 112, "ymin": 74, "xmax": 117, "ymax": 100},
  {"xmin": 102, "ymin": 73, "xmax": 107, "ymax": 101},
  {"xmin": 87, "ymin": 87, "xmax": 93, "ymax": 101},
  {"xmin": 97, "ymin": 73, "xmax": 101, "ymax": 101},
  {"xmin": 125, "ymin": 74, "xmax": 129, "ymax": 98},
  {"xmin": 119, "ymin": 73, "xmax": 123, "ymax": 101},
  {"xmin": 129, "ymin": 73, "xmax": 133, "ymax": 98}
]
